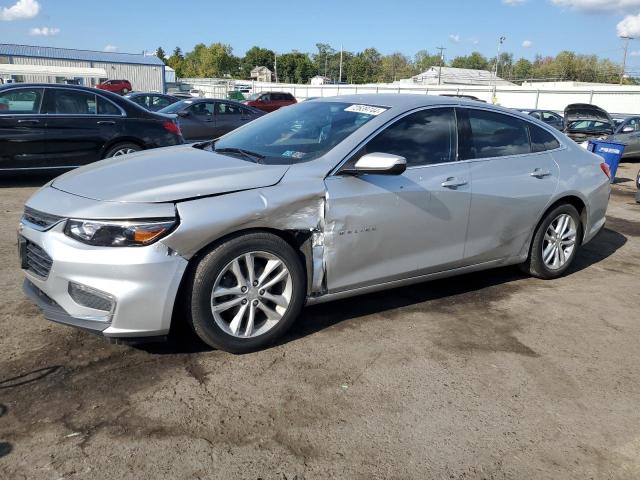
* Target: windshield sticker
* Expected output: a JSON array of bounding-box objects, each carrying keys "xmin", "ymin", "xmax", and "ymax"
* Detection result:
[
  {"xmin": 344, "ymin": 104, "xmax": 387, "ymax": 116},
  {"xmin": 282, "ymin": 150, "xmax": 306, "ymax": 159}
]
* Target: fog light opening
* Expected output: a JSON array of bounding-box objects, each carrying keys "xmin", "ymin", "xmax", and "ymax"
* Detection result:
[{"xmin": 68, "ymin": 282, "xmax": 116, "ymax": 316}]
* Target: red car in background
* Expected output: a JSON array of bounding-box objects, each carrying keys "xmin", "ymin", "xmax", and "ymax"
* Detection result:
[
  {"xmin": 96, "ymin": 79, "xmax": 132, "ymax": 95},
  {"xmin": 243, "ymin": 91, "xmax": 297, "ymax": 112}
]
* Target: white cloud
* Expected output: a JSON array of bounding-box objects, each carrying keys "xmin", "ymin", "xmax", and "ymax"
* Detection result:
[
  {"xmin": 618, "ymin": 12, "xmax": 640, "ymax": 37},
  {"xmin": 29, "ymin": 26, "xmax": 59, "ymax": 36},
  {"xmin": 103, "ymin": 44, "xmax": 118, "ymax": 52},
  {"xmin": 522, "ymin": 40, "xmax": 533, "ymax": 48},
  {"xmin": 0, "ymin": 0, "xmax": 39, "ymax": 21},
  {"xmin": 551, "ymin": 0, "xmax": 640, "ymax": 13},
  {"xmin": 449, "ymin": 34, "xmax": 460, "ymax": 43},
  {"xmin": 503, "ymin": 0, "xmax": 526, "ymax": 5}
]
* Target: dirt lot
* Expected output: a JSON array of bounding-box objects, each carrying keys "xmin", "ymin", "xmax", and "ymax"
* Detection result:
[{"xmin": 0, "ymin": 163, "xmax": 639, "ymax": 480}]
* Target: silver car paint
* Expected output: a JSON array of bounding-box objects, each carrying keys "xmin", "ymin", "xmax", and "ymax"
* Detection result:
[{"xmin": 21, "ymin": 94, "xmax": 611, "ymax": 338}]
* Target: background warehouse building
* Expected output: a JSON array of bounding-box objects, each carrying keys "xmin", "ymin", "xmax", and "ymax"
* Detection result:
[{"xmin": 0, "ymin": 44, "xmax": 165, "ymax": 92}]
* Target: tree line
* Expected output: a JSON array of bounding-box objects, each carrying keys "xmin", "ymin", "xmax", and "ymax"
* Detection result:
[{"xmin": 155, "ymin": 43, "xmax": 630, "ymax": 85}]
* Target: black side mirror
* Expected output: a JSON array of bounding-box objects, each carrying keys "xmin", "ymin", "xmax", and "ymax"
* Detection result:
[{"xmin": 177, "ymin": 110, "xmax": 190, "ymax": 118}]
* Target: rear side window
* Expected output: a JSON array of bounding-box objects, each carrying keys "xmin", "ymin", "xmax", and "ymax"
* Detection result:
[
  {"xmin": 0, "ymin": 88, "xmax": 43, "ymax": 114},
  {"xmin": 216, "ymin": 102, "xmax": 241, "ymax": 115},
  {"xmin": 465, "ymin": 109, "xmax": 530, "ymax": 159},
  {"xmin": 530, "ymin": 124, "xmax": 560, "ymax": 152},
  {"xmin": 358, "ymin": 108, "xmax": 456, "ymax": 167},
  {"xmin": 97, "ymin": 96, "xmax": 121, "ymax": 115}
]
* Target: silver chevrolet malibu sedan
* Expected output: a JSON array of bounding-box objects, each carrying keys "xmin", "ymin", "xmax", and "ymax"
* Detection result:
[{"xmin": 19, "ymin": 95, "xmax": 611, "ymax": 353}]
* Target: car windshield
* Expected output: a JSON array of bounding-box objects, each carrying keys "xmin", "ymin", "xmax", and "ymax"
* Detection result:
[
  {"xmin": 246, "ymin": 93, "xmax": 261, "ymax": 101},
  {"xmin": 567, "ymin": 120, "xmax": 612, "ymax": 132},
  {"xmin": 210, "ymin": 101, "xmax": 385, "ymax": 164},
  {"xmin": 158, "ymin": 99, "xmax": 195, "ymax": 113}
]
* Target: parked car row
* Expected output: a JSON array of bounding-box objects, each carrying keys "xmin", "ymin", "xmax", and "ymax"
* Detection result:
[{"xmin": 0, "ymin": 83, "xmax": 183, "ymax": 171}]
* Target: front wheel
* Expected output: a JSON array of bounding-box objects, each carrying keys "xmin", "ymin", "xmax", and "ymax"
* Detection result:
[
  {"xmin": 187, "ymin": 233, "xmax": 306, "ymax": 353},
  {"xmin": 521, "ymin": 204, "xmax": 582, "ymax": 279}
]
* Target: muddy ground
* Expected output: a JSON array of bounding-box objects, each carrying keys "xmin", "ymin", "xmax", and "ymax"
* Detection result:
[{"xmin": 0, "ymin": 163, "xmax": 639, "ymax": 480}]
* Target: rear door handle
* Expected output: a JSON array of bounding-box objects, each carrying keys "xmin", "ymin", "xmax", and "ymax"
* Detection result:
[
  {"xmin": 441, "ymin": 177, "xmax": 468, "ymax": 188},
  {"xmin": 530, "ymin": 168, "xmax": 552, "ymax": 178},
  {"xmin": 97, "ymin": 120, "xmax": 116, "ymax": 125},
  {"xmin": 18, "ymin": 119, "xmax": 40, "ymax": 124}
]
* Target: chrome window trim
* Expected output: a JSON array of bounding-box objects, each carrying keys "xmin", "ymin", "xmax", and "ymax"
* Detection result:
[{"xmin": 0, "ymin": 85, "xmax": 126, "ymax": 117}]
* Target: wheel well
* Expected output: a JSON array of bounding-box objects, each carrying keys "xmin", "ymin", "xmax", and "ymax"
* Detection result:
[
  {"xmin": 170, "ymin": 227, "xmax": 313, "ymax": 334},
  {"xmin": 538, "ymin": 195, "xmax": 587, "ymax": 243}
]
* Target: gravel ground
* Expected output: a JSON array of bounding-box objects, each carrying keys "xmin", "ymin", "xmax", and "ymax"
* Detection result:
[{"xmin": 0, "ymin": 162, "xmax": 639, "ymax": 480}]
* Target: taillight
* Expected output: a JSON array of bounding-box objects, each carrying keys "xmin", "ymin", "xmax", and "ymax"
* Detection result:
[
  {"xmin": 600, "ymin": 162, "xmax": 611, "ymax": 179},
  {"xmin": 163, "ymin": 121, "xmax": 181, "ymax": 136}
]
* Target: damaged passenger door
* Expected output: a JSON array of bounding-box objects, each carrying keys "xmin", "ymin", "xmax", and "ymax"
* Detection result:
[{"xmin": 324, "ymin": 107, "xmax": 471, "ymax": 293}]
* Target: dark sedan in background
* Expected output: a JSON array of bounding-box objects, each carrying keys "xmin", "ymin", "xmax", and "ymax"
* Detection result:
[
  {"xmin": 518, "ymin": 109, "xmax": 564, "ymax": 130},
  {"xmin": 159, "ymin": 98, "xmax": 263, "ymax": 141},
  {"xmin": 0, "ymin": 84, "xmax": 183, "ymax": 172},
  {"xmin": 124, "ymin": 92, "xmax": 180, "ymax": 112}
]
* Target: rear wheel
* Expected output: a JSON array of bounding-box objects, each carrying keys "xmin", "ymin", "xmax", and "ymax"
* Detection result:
[
  {"xmin": 187, "ymin": 233, "xmax": 306, "ymax": 353},
  {"xmin": 521, "ymin": 204, "xmax": 582, "ymax": 279},
  {"xmin": 103, "ymin": 142, "xmax": 141, "ymax": 158}
]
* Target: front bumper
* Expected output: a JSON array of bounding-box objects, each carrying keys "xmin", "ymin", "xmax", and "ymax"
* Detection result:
[{"xmin": 19, "ymin": 220, "xmax": 188, "ymax": 338}]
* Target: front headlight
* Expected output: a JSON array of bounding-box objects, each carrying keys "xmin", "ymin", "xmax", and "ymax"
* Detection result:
[{"xmin": 64, "ymin": 218, "xmax": 177, "ymax": 247}]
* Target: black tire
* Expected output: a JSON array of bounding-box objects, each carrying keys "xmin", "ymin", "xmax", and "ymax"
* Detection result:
[
  {"xmin": 103, "ymin": 142, "xmax": 141, "ymax": 159},
  {"xmin": 187, "ymin": 232, "xmax": 306, "ymax": 353},
  {"xmin": 521, "ymin": 204, "xmax": 582, "ymax": 279},
  {"xmin": 636, "ymin": 168, "xmax": 640, "ymax": 190}
]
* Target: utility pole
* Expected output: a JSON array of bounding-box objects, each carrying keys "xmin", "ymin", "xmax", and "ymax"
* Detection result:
[
  {"xmin": 274, "ymin": 53, "xmax": 278, "ymax": 83},
  {"xmin": 436, "ymin": 46, "xmax": 446, "ymax": 85},
  {"xmin": 621, "ymin": 36, "xmax": 633, "ymax": 85},
  {"xmin": 339, "ymin": 44, "xmax": 343, "ymax": 83},
  {"xmin": 493, "ymin": 36, "xmax": 506, "ymax": 81}
]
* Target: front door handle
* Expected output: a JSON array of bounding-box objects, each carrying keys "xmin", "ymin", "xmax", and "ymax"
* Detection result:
[
  {"xmin": 97, "ymin": 120, "xmax": 116, "ymax": 125},
  {"xmin": 530, "ymin": 168, "xmax": 552, "ymax": 178},
  {"xmin": 441, "ymin": 177, "xmax": 468, "ymax": 188},
  {"xmin": 18, "ymin": 119, "xmax": 40, "ymax": 124}
]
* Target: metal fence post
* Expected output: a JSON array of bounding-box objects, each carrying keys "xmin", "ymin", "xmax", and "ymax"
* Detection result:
[{"xmin": 535, "ymin": 90, "xmax": 540, "ymax": 109}]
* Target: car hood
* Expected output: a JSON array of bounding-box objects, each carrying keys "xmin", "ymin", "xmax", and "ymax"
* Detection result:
[
  {"xmin": 564, "ymin": 104, "xmax": 612, "ymax": 126},
  {"xmin": 51, "ymin": 144, "xmax": 289, "ymax": 203}
]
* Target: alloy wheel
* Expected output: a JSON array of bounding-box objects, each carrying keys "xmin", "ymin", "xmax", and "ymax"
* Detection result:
[
  {"xmin": 112, "ymin": 148, "xmax": 137, "ymax": 156},
  {"xmin": 210, "ymin": 251, "xmax": 292, "ymax": 338},
  {"xmin": 542, "ymin": 213, "xmax": 577, "ymax": 270}
]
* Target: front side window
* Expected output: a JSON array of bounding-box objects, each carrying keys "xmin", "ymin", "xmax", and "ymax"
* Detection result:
[
  {"xmin": 130, "ymin": 95, "xmax": 149, "ymax": 108},
  {"xmin": 44, "ymin": 89, "xmax": 97, "ymax": 115},
  {"xmin": 0, "ymin": 88, "xmax": 43, "ymax": 114},
  {"xmin": 151, "ymin": 96, "xmax": 173, "ymax": 108},
  {"xmin": 355, "ymin": 108, "xmax": 456, "ymax": 167},
  {"xmin": 211, "ymin": 101, "xmax": 382, "ymax": 164},
  {"xmin": 465, "ymin": 109, "xmax": 530, "ymax": 159}
]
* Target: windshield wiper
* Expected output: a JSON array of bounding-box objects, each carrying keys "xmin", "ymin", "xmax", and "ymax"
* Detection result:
[{"xmin": 215, "ymin": 147, "xmax": 265, "ymax": 163}]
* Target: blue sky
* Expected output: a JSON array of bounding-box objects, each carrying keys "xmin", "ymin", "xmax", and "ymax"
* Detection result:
[{"xmin": 2, "ymin": 0, "xmax": 640, "ymax": 69}]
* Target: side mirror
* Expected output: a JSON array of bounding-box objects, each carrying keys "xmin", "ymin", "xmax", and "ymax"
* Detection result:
[
  {"xmin": 177, "ymin": 110, "xmax": 190, "ymax": 118},
  {"xmin": 343, "ymin": 153, "xmax": 407, "ymax": 176},
  {"xmin": 622, "ymin": 125, "xmax": 634, "ymax": 133}
]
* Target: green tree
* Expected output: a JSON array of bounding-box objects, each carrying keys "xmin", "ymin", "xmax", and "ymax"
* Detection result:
[
  {"xmin": 167, "ymin": 47, "xmax": 184, "ymax": 77},
  {"xmin": 512, "ymin": 58, "xmax": 533, "ymax": 81},
  {"xmin": 414, "ymin": 50, "xmax": 441, "ymax": 73},
  {"xmin": 156, "ymin": 47, "xmax": 167, "ymax": 64},
  {"xmin": 450, "ymin": 51, "xmax": 490, "ymax": 71},
  {"xmin": 277, "ymin": 51, "xmax": 315, "ymax": 83},
  {"xmin": 379, "ymin": 52, "xmax": 413, "ymax": 82},
  {"xmin": 241, "ymin": 46, "xmax": 275, "ymax": 78},
  {"xmin": 181, "ymin": 43, "xmax": 239, "ymax": 78}
]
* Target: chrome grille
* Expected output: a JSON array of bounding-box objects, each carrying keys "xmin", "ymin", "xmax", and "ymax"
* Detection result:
[
  {"xmin": 22, "ymin": 207, "xmax": 63, "ymax": 231},
  {"xmin": 24, "ymin": 241, "xmax": 53, "ymax": 279}
]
